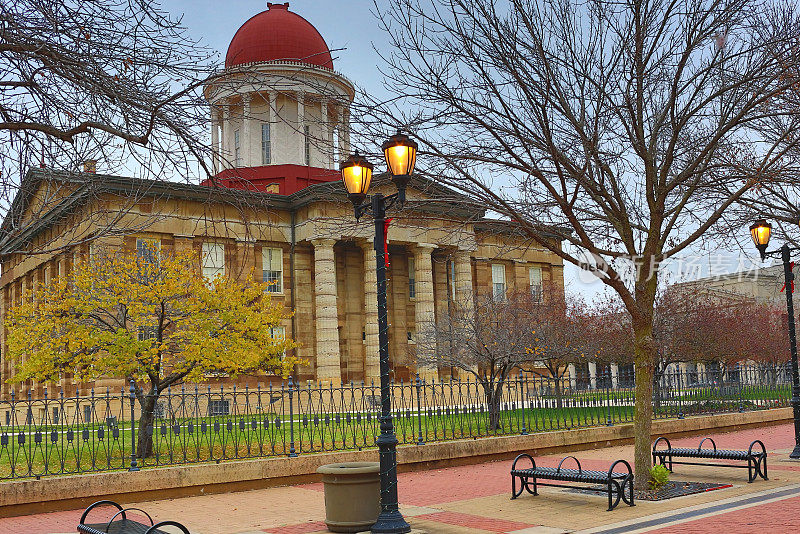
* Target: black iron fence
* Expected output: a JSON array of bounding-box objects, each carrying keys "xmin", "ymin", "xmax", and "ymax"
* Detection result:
[{"xmin": 0, "ymin": 363, "xmax": 791, "ymax": 480}]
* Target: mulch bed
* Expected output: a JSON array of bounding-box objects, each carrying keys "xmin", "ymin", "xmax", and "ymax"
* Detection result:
[{"xmin": 569, "ymin": 481, "xmax": 733, "ymax": 501}]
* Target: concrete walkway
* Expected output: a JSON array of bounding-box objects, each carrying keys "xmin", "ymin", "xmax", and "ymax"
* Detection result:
[{"xmin": 1, "ymin": 424, "xmax": 799, "ymax": 533}]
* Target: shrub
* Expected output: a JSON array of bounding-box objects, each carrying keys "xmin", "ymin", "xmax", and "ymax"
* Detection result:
[{"xmin": 648, "ymin": 464, "xmax": 670, "ymax": 490}]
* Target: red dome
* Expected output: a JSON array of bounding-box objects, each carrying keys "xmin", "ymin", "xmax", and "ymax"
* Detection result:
[{"xmin": 225, "ymin": 3, "xmax": 333, "ymax": 69}]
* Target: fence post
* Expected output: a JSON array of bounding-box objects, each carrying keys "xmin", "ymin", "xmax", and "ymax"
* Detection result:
[
  {"xmin": 288, "ymin": 378, "xmax": 298, "ymax": 458},
  {"xmin": 415, "ymin": 374, "xmax": 424, "ymax": 445},
  {"xmin": 677, "ymin": 368, "xmax": 685, "ymax": 419},
  {"xmin": 128, "ymin": 380, "xmax": 139, "ymax": 472},
  {"xmin": 519, "ymin": 372, "xmax": 528, "ymax": 435},
  {"xmin": 605, "ymin": 372, "xmax": 613, "ymax": 426}
]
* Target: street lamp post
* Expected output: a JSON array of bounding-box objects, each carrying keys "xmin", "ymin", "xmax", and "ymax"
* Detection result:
[
  {"xmin": 750, "ymin": 219, "xmax": 800, "ymax": 459},
  {"xmin": 340, "ymin": 131, "xmax": 417, "ymax": 534}
]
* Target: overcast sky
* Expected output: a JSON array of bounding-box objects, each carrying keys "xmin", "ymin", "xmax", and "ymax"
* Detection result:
[{"xmin": 164, "ymin": 1, "xmax": 767, "ymax": 299}]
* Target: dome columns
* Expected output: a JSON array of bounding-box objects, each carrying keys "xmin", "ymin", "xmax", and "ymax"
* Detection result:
[{"xmin": 210, "ymin": 90, "xmax": 350, "ymax": 172}]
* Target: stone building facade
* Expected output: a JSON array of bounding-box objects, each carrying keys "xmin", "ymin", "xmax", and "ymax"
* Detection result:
[{"xmin": 0, "ymin": 3, "xmax": 565, "ymax": 397}]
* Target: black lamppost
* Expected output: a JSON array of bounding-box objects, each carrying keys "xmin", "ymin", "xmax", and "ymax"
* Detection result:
[
  {"xmin": 750, "ymin": 219, "xmax": 800, "ymax": 459},
  {"xmin": 340, "ymin": 131, "xmax": 417, "ymax": 533}
]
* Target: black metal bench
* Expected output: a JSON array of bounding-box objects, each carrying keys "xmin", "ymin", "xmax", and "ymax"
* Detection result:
[
  {"xmin": 652, "ymin": 437, "xmax": 768, "ymax": 483},
  {"xmin": 78, "ymin": 500, "xmax": 191, "ymax": 534},
  {"xmin": 511, "ymin": 454, "xmax": 635, "ymax": 511}
]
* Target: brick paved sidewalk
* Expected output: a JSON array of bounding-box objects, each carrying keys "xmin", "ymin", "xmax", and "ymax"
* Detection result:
[{"xmin": 1, "ymin": 423, "xmax": 799, "ymax": 534}]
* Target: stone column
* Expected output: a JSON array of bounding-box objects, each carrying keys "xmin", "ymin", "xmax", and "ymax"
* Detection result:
[
  {"xmin": 320, "ymin": 98, "xmax": 331, "ymax": 168},
  {"xmin": 268, "ymin": 91, "xmax": 277, "ymax": 165},
  {"xmin": 568, "ymin": 363, "xmax": 577, "ymax": 390},
  {"xmin": 453, "ymin": 250, "xmax": 474, "ymax": 309},
  {"xmin": 610, "ymin": 363, "xmax": 619, "ymax": 389},
  {"xmin": 297, "ymin": 91, "xmax": 305, "ymax": 165},
  {"xmin": 211, "ymin": 107, "xmax": 220, "ymax": 175},
  {"xmin": 342, "ymin": 107, "xmax": 350, "ymax": 155},
  {"xmin": 360, "ymin": 241, "xmax": 380, "ymax": 382},
  {"xmin": 242, "ymin": 94, "xmax": 252, "ymax": 167},
  {"xmin": 338, "ymin": 107, "xmax": 349, "ymax": 159},
  {"xmin": 221, "ymin": 104, "xmax": 230, "ymax": 170},
  {"xmin": 453, "ymin": 250, "xmax": 475, "ymax": 377},
  {"xmin": 588, "ymin": 361, "xmax": 597, "ymax": 389},
  {"xmin": 312, "ymin": 239, "xmax": 341, "ymax": 384},
  {"xmin": 414, "ymin": 244, "xmax": 438, "ymax": 382}
]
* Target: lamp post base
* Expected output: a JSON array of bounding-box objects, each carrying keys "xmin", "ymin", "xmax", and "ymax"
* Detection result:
[
  {"xmin": 791, "ymin": 444, "xmax": 800, "ymax": 459},
  {"xmin": 371, "ymin": 510, "xmax": 411, "ymax": 534}
]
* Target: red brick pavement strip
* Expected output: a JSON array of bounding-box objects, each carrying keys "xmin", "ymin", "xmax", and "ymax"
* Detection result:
[
  {"xmin": 262, "ymin": 520, "xmax": 328, "ymax": 534},
  {"xmin": 641, "ymin": 494, "xmax": 800, "ymax": 533},
  {"xmin": 413, "ymin": 511, "xmax": 537, "ymax": 533}
]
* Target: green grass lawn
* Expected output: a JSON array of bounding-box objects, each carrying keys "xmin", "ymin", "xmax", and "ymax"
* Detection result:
[{"xmin": 0, "ymin": 404, "xmax": 638, "ymax": 479}]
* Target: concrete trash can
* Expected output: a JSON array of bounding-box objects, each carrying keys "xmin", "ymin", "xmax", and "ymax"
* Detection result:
[{"xmin": 317, "ymin": 462, "xmax": 381, "ymax": 533}]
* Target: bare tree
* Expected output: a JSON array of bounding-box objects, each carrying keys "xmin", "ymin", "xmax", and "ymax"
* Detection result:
[
  {"xmin": 415, "ymin": 290, "xmax": 537, "ymax": 429},
  {"xmin": 368, "ymin": 0, "xmax": 800, "ymax": 486},
  {"xmin": 523, "ymin": 294, "xmax": 599, "ymax": 409},
  {"xmin": 0, "ymin": 1, "xmax": 219, "ymax": 184}
]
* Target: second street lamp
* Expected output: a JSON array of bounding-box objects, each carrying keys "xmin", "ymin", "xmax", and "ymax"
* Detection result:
[
  {"xmin": 340, "ymin": 132, "xmax": 417, "ymax": 534},
  {"xmin": 749, "ymin": 218, "xmax": 800, "ymax": 459}
]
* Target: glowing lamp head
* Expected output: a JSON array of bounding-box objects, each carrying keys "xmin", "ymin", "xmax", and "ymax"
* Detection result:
[
  {"xmin": 382, "ymin": 131, "xmax": 418, "ymax": 193},
  {"xmin": 340, "ymin": 152, "xmax": 373, "ymax": 209},
  {"xmin": 750, "ymin": 219, "xmax": 772, "ymax": 259}
]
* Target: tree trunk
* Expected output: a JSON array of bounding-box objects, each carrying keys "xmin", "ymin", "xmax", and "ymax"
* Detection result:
[
  {"xmin": 632, "ymin": 315, "xmax": 656, "ymax": 490},
  {"xmin": 482, "ymin": 379, "xmax": 504, "ymax": 431},
  {"xmin": 136, "ymin": 392, "xmax": 158, "ymax": 459},
  {"xmin": 554, "ymin": 379, "xmax": 564, "ymax": 410}
]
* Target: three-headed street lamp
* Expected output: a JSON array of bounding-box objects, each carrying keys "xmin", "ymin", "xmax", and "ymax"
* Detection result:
[
  {"xmin": 340, "ymin": 131, "xmax": 417, "ymax": 533},
  {"xmin": 750, "ymin": 219, "xmax": 800, "ymax": 459}
]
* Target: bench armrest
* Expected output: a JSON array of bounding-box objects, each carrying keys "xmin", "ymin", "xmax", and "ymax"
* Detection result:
[
  {"xmin": 748, "ymin": 439, "xmax": 767, "ymax": 457},
  {"xmin": 608, "ymin": 459, "xmax": 632, "ymax": 479},
  {"xmin": 557, "ymin": 456, "xmax": 581, "ymax": 474},
  {"xmin": 80, "ymin": 501, "xmax": 123, "ymax": 525},
  {"xmin": 512, "ymin": 453, "xmax": 536, "ymax": 471},
  {"xmin": 652, "ymin": 436, "xmax": 671, "ymax": 453},
  {"xmin": 698, "ymin": 437, "xmax": 717, "ymax": 452},
  {"xmin": 105, "ymin": 507, "xmax": 154, "ymax": 532}
]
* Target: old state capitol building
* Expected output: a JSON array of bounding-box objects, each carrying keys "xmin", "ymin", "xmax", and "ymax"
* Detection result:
[{"xmin": 0, "ymin": 3, "xmax": 564, "ymax": 397}]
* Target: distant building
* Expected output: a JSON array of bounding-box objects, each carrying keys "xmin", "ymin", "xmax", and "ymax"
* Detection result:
[{"xmin": 669, "ymin": 264, "xmax": 795, "ymax": 306}]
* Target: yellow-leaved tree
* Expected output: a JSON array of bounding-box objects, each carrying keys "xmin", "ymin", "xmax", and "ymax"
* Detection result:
[{"xmin": 5, "ymin": 245, "xmax": 300, "ymax": 457}]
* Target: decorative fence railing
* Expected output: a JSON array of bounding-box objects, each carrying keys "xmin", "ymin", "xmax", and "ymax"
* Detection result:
[{"xmin": 0, "ymin": 363, "xmax": 792, "ymax": 480}]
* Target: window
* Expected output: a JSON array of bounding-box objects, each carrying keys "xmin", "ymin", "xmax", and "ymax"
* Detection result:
[
  {"xmin": 209, "ymin": 400, "xmax": 230, "ymax": 416},
  {"xmin": 269, "ymin": 326, "xmax": 286, "ymax": 359},
  {"xmin": 83, "ymin": 405, "xmax": 92, "ymax": 424},
  {"xmin": 234, "ymin": 129, "xmax": 241, "ymax": 167},
  {"xmin": 407, "ymin": 330, "xmax": 415, "ymax": 343},
  {"xmin": 202, "ymin": 242, "xmax": 225, "ymax": 280},
  {"xmin": 261, "ymin": 124, "xmax": 271, "ymax": 164},
  {"xmin": 408, "ymin": 257, "xmax": 416, "ymax": 299},
  {"xmin": 529, "ymin": 266, "xmax": 543, "ymax": 302},
  {"xmin": 304, "ymin": 125, "xmax": 311, "ymax": 166},
  {"xmin": 138, "ymin": 326, "xmax": 157, "ymax": 342},
  {"xmin": 262, "ymin": 247, "xmax": 283, "ymax": 293},
  {"xmin": 136, "ymin": 238, "xmax": 161, "ymax": 266},
  {"xmin": 491, "ymin": 263, "xmax": 506, "ymax": 300}
]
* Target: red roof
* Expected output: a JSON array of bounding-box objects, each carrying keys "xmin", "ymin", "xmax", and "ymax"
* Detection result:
[{"xmin": 225, "ymin": 3, "xmax": 333, "ymax": 69}]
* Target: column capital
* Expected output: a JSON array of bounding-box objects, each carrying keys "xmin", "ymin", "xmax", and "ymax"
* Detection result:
[
  {"xmin": 413, "ymin": 243, "xmax": 437, "ymax": 253},
  {"xmin": 311, "ymin": 238, "xmax": 337, "ymax": 248}
]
